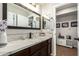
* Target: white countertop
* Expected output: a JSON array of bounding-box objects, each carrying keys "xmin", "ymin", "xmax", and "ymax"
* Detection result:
[{"xmin": 0, "ymin": 35, "xmax": 52, "ymax": 56}]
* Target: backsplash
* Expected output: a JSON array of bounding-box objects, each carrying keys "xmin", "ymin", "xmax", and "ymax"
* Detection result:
[{"xmin": 6, "ymin": 29, "xmax": 41, "ymax": 42}]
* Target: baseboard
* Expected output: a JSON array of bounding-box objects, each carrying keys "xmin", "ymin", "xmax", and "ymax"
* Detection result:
[{"xmin": 56, "ymin": 44, "xmax": 73, "ymax": 48}]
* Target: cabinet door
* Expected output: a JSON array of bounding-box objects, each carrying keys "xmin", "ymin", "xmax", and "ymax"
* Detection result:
[
  {"xmin": 66, "ymin": 40, "xmax": 72, "ymax": 47},
  {"xmin": 73, "ymin": 40, "xmax": 77, "ymax": 47},
  {"xmin": 48, "ymin": 39, "xmax": 52, "ymax": 55},
  {"xmin": 61, "ymin": 39, "xmax": 66, "ymax": 46},
  {"xmin": 41, "ymin": 40, "xmax": 48, "ymax": 47},
  {"xmin": 41, "ymin": 46, "xmax": 48, "ymax": 56},
  {"xmin": 30, "ymin": 43, "xmax": 41, "ymax": 55},
  {"xmin": 78, "ymin": 41, "xmax": 79, "ymax": 56},
  {"xmin": 7, "ymin": 12, "xmax": 16, "ymax": 26},
  {"xmin": 57, "ymin": 39, "xmax": 62, "ymax": 45},
  {"xmin": 31, "ymin": 50, "xmax": 41, "ymax": 56},
  {"xmin": 57, "ymin": 39, "xmax": 66, "ymax": 46},
  {"xmin": 10, "ymin": 48, "xmax": 30, "ymax": 56},
  {"xmin": 17, "ymin": 14, "xmax": 28, "ymax": 27}
]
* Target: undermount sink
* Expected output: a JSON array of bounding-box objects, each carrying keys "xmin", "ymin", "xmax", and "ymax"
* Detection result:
[{"xmin": 17, "ymin": 36, "xmax": 46, "ymax": 44}]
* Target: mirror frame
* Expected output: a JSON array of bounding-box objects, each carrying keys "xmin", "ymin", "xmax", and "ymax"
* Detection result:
[{"xmin": 2, "ymin": 3, "xmax": 41, "ymax": 30}]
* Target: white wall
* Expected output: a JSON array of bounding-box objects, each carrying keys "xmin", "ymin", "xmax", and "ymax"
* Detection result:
[
  {"xmin": 76, "ymin": 3, "xmax": 79, "ymax": 56},
  {"xmin": 0, "ymin": 3, "xmax": 2, "ymax": 20},
  {"xmin": 40, "ymin": 3, "xmax": 56, "ymax": 55},
  {"xmin": 77, "ymin": 3, "xmax": 79, "ymax": 56},
  {"xmin": 7, "ymin": 29, "xmax": 41, "ymax": 42},
  {"xmin": 40, "ymin": 3, "xmax": 57, "ymax": 30},
  {"xmin": 52, "ymin": 6, "xmax": 56, "ymax": 56}
]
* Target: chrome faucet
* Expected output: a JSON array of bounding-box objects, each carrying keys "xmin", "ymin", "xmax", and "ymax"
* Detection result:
[{"xmin": 29, "ymin": 32, "xmax": 33, "ymax": 39}]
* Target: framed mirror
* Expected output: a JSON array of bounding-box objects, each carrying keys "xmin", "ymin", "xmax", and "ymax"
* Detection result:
[
  {"xmin": 42, "ymin": 17, "xmax": 50, "ymax": 29},
  {"xmin": 3, "ymin": 3, "xmax": 41, "ymax": 29}
]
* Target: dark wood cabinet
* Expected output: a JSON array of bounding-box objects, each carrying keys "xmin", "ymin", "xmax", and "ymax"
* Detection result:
[
  {"xmin": 31, "ymin": 50, "xmax": 41, "ymax": 56},
  {"xmin": 10, "ymin": 48, "xmax": 30, "ymax": 56},
  {"xmin": 9, "ymin": 38, "xmax": 52, "ymax": 56},
  {"xmin": 48, "ymin": 38, "xmax": 52, "ymax": 55},
  {"xmin": 41, "ymin": 40, "xmax": 48, "ymax": 47},
  {"xmin": 30, "ymin": 43, "xmax": 41, "ymax": 55},
  {"xmin": 41, "ymin": 46, "xmax": 48, "ymax": 56}
]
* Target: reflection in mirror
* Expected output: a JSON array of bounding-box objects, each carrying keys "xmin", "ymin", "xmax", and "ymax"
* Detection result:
[
  {"xmin": 42, "ymin": 17, "xmax": 54, "ymax": 31},
  {"xmin": 28, "ymin": 13, "xmax": 40, "ymax": 28},
  {"xmin": 7, "ymin": 3, "xmax": 40, "ymax": 29},
  {"xmin": 42, "ymin": 17, "xmax": 50, "ymax": 29}
]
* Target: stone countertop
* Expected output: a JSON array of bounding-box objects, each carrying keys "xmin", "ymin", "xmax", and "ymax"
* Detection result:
[{"xmin": 0, "ymin": 35, "xmax": 52, "ymax": 56}]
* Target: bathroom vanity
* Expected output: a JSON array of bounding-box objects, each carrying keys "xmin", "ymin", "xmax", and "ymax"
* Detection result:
[
  {"xmin": 10, "ymin": 38, "xmax": 52, "ymax": 56},
  {"xmin": 0, "ymin": 36, "xmax": 52, "ymax": 56}
]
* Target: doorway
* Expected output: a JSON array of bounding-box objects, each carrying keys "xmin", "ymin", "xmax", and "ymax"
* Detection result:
[{"xmin": 56, "ymin": 3, "xmax": 77, "ymax": 56}]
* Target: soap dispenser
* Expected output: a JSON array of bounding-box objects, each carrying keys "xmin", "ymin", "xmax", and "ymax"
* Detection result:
[{"xmin": 0, "ymin": 20, "xmax": 7, "ymax": 48}]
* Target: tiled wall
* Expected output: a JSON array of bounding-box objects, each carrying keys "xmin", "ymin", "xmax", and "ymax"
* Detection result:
[{"xmin": 6, "ymin": 29, "xmax": 41, "ymax": 42}]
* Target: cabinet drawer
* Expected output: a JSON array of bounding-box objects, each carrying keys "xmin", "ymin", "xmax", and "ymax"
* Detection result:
[
  {"xmin": 10, "ymin": 48, "xmax": 30, "ymax": 56},
  {"xmin": 30, "ymin": 43, "xmax": 41, "ymax": 55}
]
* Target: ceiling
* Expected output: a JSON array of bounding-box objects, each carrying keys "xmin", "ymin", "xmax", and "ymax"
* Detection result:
[{"xmin": 56, "ymin": 3, "xmax": 77, "ymax": 11}]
